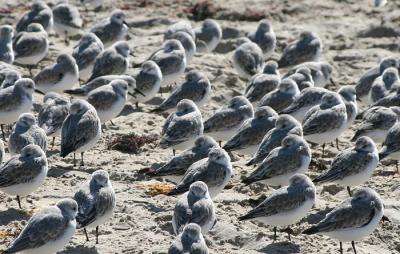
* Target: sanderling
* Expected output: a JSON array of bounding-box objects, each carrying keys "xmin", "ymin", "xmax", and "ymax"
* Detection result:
[
  {"xmin": 0, "ymin": 78, "xmax": 35, "ymax": 138},
  {"xmin": 281, "ymin": 86, "xmax": 329, "ymax": 122},
  {"xmin": 168, "ymin": 147, "xmax": 232, "ymax": 198},
  {"xmin": 369, "ymin": 84, "xmax": 400, "ymax": 108},
  {"xmin": 147, "ymin": 135, "xmax": 218, "ymax": 183},
  {"xmin": 87, "ymin": 79, "xmax": 132, "ymax": 124},
  {"xmin": 150, "ymin": 39, "xmax": 186, "ymax": 87},
  {"xmin": 90, "ymin": 10, "xmax": 128, "ymax": 48},
  {"xmin": 352, "ymin": 106, "xmax": 400, "ymax": 143},
  {"xmin": 302, "ymin": 92, "xmax": 347, "ymax": 154},
  {"xmin": 88, "ymin": 41, "xmax": 130, "ymax": 82},
  {"xmin": 0, "ymin": 69, "xmax": 21, "ymax": 89},
  {"xmin": 52, "ymin": 0, "xmax": 82, "ymax": 44},
  {"xmin": 314, "ymin": 136, "xmax": 379, "ymax": 196},
  {"xmin": 193, "ymin": 19, "xmax": 222, "ymax": 53},
  {"xmin": 245, "ymin": 61, "xmax": 280, "ymax": 105},
  {"xmin": 164, "ymin": 20, "xmax": 195, "ymax": 41},
  {"xmin": 160, "ymin": 99, "xmax": 203, "ymax": 154},
  {"xmin": 168, "ymin": 31, "xmax": 196, "ymax": 64},
  {"xmin": 232, "ymin": 38, "xmax": 264, "ymax": 79},
  {"xmin": 285, "ymin": 67, "xmax": 314, "ymax": 91},
  {"xmin": 239, "ymin": 174, "xmax": 315, "ymax": 241},
  {"xmin": 0, "ymin": 144, "xmax": 47, "ymax": 209},
  {"xmin": 168, "ymin": 223, "xmax": 209, "ymax": 254},
  {"xmin": 172, "ymin": 181, "xmax": 216, "ymax": 235},
  {"xmin": 258, "ymin": 78, "xmax": 300, "ymax": 113},
  {"xmin": 283, "ymin": 61, "xmax": 334, "ymax": 88},
  {"xmin": 355, "ymin": 56, "xmax": 398, "ymax": 104},
  {"xmin": 247, "ymin": 114, "xmax": 302, "ymax": 166},
  {"xmin": 0, "ymin": 25, "xmax": 14, "ymax": 64},
  {"xmin": 278, "ymin": 31, "xmax": 322, "ymax": 68},
  {"xmin": 33, "ymin": 54, "xmax": 79, "ymax": 94},
  {"xmin": 4, "ymin": 198, "xmax": 78, "ymax": 254},
  {"xmin": 13, "ymin": 23, "xmax": 49, "ymax": 74},
  {"xmin": 64, "ymin": 74, "xmax": 136, "ymax": 97},
  {"xmin": 242, "ymin": 135, "xmax": 311, "ymax": 187},
  {"xmin": 247, "ymin": 19, "xmax": 276, "ymax": 59},
  {"xmin": 368, "ymin": 67, "xmax": 399, "ymax": 104},
  {"xmin": 379, "ymin": 121, "xmax": 400, "ymax": 171},
  {"xmin": 60, "ymin": 99, "xmax": 101, "ymax": 166},
  {"xmin": 338, "ymin": 85, "xmax": 358, "ymax": 129},
  {"xmin": 303, "ymin": 188, "xmax": 384, "ymax": 254},
  {"xmin": 223, "ymin": 106, "xmax": 277, "ymax": 155},
  {"xmin": 72, "ymin": 32, "xmax": 104, "ymax": 81},
  {"xmin": 8, "ymin": 113, "xmax": 48, "ymax": 155},
  {"xmin": 74, "ymin": 170, "xmax": 115, "ymax": 244},
  {"xmin": 16, "ymin": 0, "xmax": 53, "ymax": 33},
  {"xmin": 204, "ymin": 96, "xmax": 254, "ymax": 143},
  {"xmin": 38, "ymin": 92, "xmax": 70, "ymax": 146},
  {"xmin": 153, "ymin": 70, "xmax": 211, "ymax": 113},
  {"xmin": 129, "ymin": 61, "xmax": 162, "ymax": 107}
]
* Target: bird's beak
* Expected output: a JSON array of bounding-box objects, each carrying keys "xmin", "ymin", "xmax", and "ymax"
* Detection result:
[
  {"xmin": 123, "ymin": 21, "xmax": 129, "ymax": 27},
  {"xmin": 356, "ymin": 97, "xmax": 362, "ymax": 102},
  {"xmin": 34, "ymin": 89, "xmax": 45, "ymax": 95},
  {"xmin": 130, "ymin": 52, "xmax": 136, "ymax": 57},
  {"xmin": 330, "ymin": 77, "xmax": 337, "ymax": 86}
]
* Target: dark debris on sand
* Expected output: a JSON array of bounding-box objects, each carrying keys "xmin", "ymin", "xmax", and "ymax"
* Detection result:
[{"xmin": 107, "ymin": 133, "xmax": 158, "ymax": 154}]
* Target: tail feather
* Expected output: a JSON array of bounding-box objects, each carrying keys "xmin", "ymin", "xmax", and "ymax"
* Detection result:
[
  {"xmin": 64, "ymin": 88, "xmax": 86, "ymax": 95},
  {"xmin": 302, "ymin": 226, "xmax": 319, "ymax": 235},
  {"xmin": 238, "ymin": 214, "xmax": 253, "ymax": 221},
  {"xmin": 379, "ymin": 151, "xmax": 388, "ymax": 161},
  {"xmin": 167, "ymin": 186, "xmax": 186, "ymax": 196}
]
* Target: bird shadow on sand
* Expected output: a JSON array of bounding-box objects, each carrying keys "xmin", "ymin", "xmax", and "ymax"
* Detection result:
[
  {"xmin": 257, "ymin": 241, "xmax": 300, "ymax": 253},
  {"xmin": 0, "ymin": 208, "xmax": 30, "ymax": 226},
  {"xmin": 59, "ymin": 245, "xmax": 99, "ymax": 254}
]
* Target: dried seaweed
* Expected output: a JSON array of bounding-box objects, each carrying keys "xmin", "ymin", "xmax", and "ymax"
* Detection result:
[{"xmin": 107, "ymin": 133, "xmax": 158, "ymax": 154}]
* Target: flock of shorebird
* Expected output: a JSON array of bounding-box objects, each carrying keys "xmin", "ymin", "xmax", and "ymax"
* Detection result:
[{"xmin": 0, "ymin": 0, "xmax": 397, "ymax": 253}]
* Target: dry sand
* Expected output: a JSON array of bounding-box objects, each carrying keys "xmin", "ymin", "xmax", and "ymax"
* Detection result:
[{"xmin": 0, "ymin": 0, "xmax": 400, "ymax": 253}]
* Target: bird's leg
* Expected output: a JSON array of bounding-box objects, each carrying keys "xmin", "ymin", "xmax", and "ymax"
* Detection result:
[
  {"xmin": 96, "ymin": 226, "xmax": 99, "ymax": 244},
  {"xmin": 218, "ymin": 141, "xmax": 222, "ymax": 147},
  {"xmin": 273, "ymin": 226, "xmax": 277, "ymax": 241},
  {"xmin": 64, "ymin": 31, "xmax": 69, "ymax": 46},
  {"xmin": 351, "ymin": 241, "xmax": 357, "ymax": 254},
  {"xmin": 17, "ymin": 195, "xmax": 22, "ymax": 209},
  {"xmin": 110, "ymin": 120, "xmax": 115, "ymax": 126},
  {"xmin": 340, "ymin": 242, "xmax": 343, "ymax": 254},
  {"xmin": 73, "ymin": 153, "xmax": 76, "ymax": 167},
  {"xmin": 282, "ymin": 227, "xmax": 294, "ymax": 242},
  {"xmin": 52, "ymin": 137, "xmax": 55, "ymax": 148},
  {"xmin": 322, "ymin": 143, "xmax": 325, "ymax": 157},
  {"xmin": 173, "ymin": 149, "xmax": 176, "ymax": 156},
  {"xmin": 347, "ymin": 186, "xmax": 352, "ymax": 197},
  {"xmin": 28, "ymin": 65, "xmax": 33, "ymax": 76},
  {"xmin": 84, "ymin": 228, "xmax": 89, "ymax": 241},
  {"xmin": 1, "ymin": 124, "xmax": 5, "ymax": 141},
  {"xmin": 336, "ymin": 138, "xmax": 340, "ymax": 150},
  {"xmin": 80, "ymin": 152, "xmax": 84, "ymax": 167},
  {"xmin": 135, "ymin": 102, "xmax": 139, "ymax": 109}
]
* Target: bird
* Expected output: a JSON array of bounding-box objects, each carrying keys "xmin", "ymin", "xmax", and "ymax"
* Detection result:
[
  {"xmin": 247, "ymin": 114, "xmax": 302, "ymax": 166},
  {"xmin": 147, "ymin": 135, "xmax": 219, "ymax": 183},
  {"xmin": 8, "ymin": 113, "xmax": 48, "ymax": 155},
  {"xmin": 232, "ymin": 38, "xmax": 264, "ymax": 79},
  {"xmin": 172, "ymin": 181, "xmax": 216, "ymax": 235},
  {"xmin": 242, "ymin": 135, "xmax": 311, "ymax": 187},
  {"xmin": 367, "ymin": 67, "xmax": 400, "ymax": 104},
  {"xmin": 303, "ymin": 188, "xmax": 384, "ymax": 254},
  {"xmin": 368, "ymin": 84, "xmax": 400, "ymax": 108},
  {"xmin": 152, "ymin": 70, "xmax": 211, "ymax": 113},
  {"xmin": 168, "ymin": 31, "xmax": 196, "ymax": 64},
  {"xmin": 72, "ymin": 32, "xmax": 104, "ymax": 81},
  {"xmin": 374, "ymin": 0, "xmax": 387, "ymax": 7},
  {"xmin": 87, "ymin": 41, "xmax": 130, "ymax": 82},
  {"xmin": 313, "ymin": 136, "xmax": 379, "ymax": 196},
  {"xmin": 193, "ymin": 19, "xmax": 222, "ymax": 53},
  {"xmin": 168, "ymin": 147, "xmax": 233, "ymax": 198},
  {"xmin": 13, "ymin": 23, "xmax": 49, "ymax": 74},
  {"xmin": 285, "ymin": 67, "xmax": 314, "ymax": 91},
  {"xmin": 4, "ymin": 198, "xmax": 78, "ymax": 254},
  {"xmin": 258, "ymin": 78, "xmax": 300, "ymax": 113},
  {"xmin": 355, "ymin": 56, "xmax": 398, "ymax": 104},
  {"xmin": 33, "ymin": 54, "xmax": 79, "ymax": 94},
  {"xmin": 247, "ymin": 19, "xmax": 276, "ymax": 59},
  {"xmin": 90, "ymin": 10, "xmax": 128, "ymax": 48},
  {"xmin": 281, "ymin": 86, "xmax": 329, "ymax": 122},
  {"xmin": 0, "ymin": 25, "xmax": 14, "ymax": 64},
  {"xmin": 0, "ymin": 69, "xmax": 21, "ymax": 89},
  {"xmin": 223, "ymin": 106, "xmax": 278, "ymax": 155},
  {"xmin": 164, "ymin": 20, "xmax": 195, "ymax": 41},
  {"xmin": 352, "ymin": 106, "xmax": 400, "ymax": 143},
  {"xmin": 60, "ymin": 99, "xmax": 101, "ymax": 167},
  {"xmin": 38, "ymin": 92, "xmax": 70, "ymax": 147},
  {"xmin": 239, "ymin": 174, "xmax": 316, "ymax": 241},
  {"xmin": 160, "ymin": 99, "xmax": 203, "ymax": 154},
  {"xmin": 150, "ymin": 39, "xmax": 187, "ymax": 87},
  {"xmin": 87, "ymin": 79, "xmax": 132, "ymax": 124},
  {"xmin": 52, "ymin": 0, "xmax": 82, "ymax": 45},
  {"xmin": 168, "ymin": 223, "xmax": 209, "ymax": 254},
  {"xmin": 0, "ymin": 144, "xmax": 47, "ymax": 209},
  {"xmin": 203, "ymin": 96, "xmax": 254, "ymax": 144},
  {"xmin": 128, "ymin": 61, "xmax": 162, "ymax": 108},
  {"xmin": 379, "ymin": 122, "xmax": 400, "ymax": 172},
  {"xmin": 302, "ymin": 92, "xmax": 347, "ymax": 155},
  {"xmin": 16, "ymin": 0, "xmax": 53, "ymax": 33},
  {"xmin": 244, "ymin": 61, "xmax": 280, "ymax": 105},
  {"xmin": 338, "ymin": 85, "xmax": 358, "ymax": 129},
  {"xmin": 74, "ymin": 170, "xmax": 115, "ymax": 244},
  {"xmin": 0, "ymin": 78, "xmax": 36, "ymax": 139},
  {"xmin": 282, "ymin": 61, "xmax": 334, "ymax": 88},
  {"xmin": 278, "ymin": 31, "xmax": 322, "ymax": 68}
]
